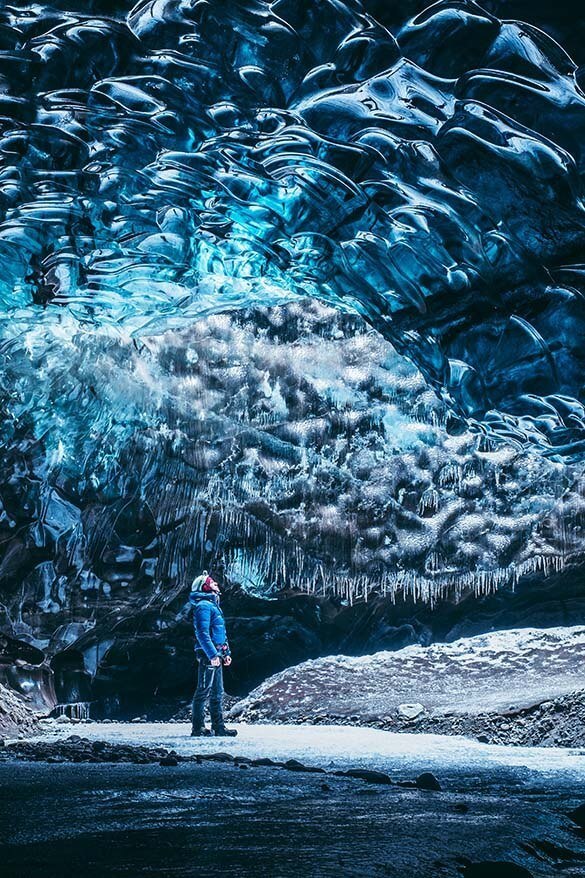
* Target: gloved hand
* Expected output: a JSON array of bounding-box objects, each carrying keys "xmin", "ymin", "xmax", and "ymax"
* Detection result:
[{"xmin": 223, "ymin": 656, "xmax": 232, "ymax": 667}]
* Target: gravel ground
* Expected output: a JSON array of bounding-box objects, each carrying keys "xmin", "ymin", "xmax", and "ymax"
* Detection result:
[{"xmin": 252, "ymin": 689, "xmax": 585, "ymax": 748}]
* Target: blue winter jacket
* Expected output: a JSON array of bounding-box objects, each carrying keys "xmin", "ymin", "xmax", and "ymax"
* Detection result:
[{"xmin": 189, "ymin": 590, "xmax": 231, "ymax": 661}]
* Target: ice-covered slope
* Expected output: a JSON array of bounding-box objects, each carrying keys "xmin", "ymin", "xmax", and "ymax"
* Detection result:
[{"xmin": 231, "ymin": 626, "xmax": 585, "ymax": 727}]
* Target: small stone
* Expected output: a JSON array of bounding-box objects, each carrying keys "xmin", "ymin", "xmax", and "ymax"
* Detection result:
[
  {"xmin": 477, "ymin": 734, "xmax": 490, "ymax": 744},
  {"xmin": 398, "ymin": 703, "xmax": 425, "ymax": 720},
  {"xmin": 159, "ymin": 755, "xmax": 179, "ymax": 767},
  {"xmin": 416, "ymin": 772, "xmax": 442, "ymax": 791},
  {"xmin": 284, "ymin": 759, "xmax": 319, "ymax": 773},
  {"xmin": 344, "ymin": 768, "xmax": 393, "ymax": 785}
]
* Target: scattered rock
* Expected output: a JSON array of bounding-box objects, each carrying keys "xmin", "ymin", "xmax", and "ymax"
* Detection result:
[
  {"xmin": 568, "ymin": 803, "xmax": 585, "ymax": 828},
  {"xmin": 416, "ymin": 772, "xmax": 442, "ymax": 791},
  {"xmin": 159, "ymin": 755, "xmax": 178, "ymax": 767},
  {"xmin": 343, "ymin": 768, "xmax": 394, "ymax": 785},
  {"xmin": 398, "ymin": 703, "xmax": 425, "ymax": 720},
  {"xmin": 284, "ymin": 758, "xmax": 308, "ymax": 771},
  {"xmin": 284, "ymin": 758, "xmax": 325, "ymax": 774},
  {"xmin": 201, "ymin": 752, "xmax": 234, "ymax": 763}
]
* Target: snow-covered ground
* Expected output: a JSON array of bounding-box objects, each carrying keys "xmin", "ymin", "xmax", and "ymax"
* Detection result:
[
  {"xmin": 231, "ymin": 626, "xmax": 585, "ymax": 724},
  {"xmin": 24, "ymin": 720, "xmax": 585, "ymax": 779}
]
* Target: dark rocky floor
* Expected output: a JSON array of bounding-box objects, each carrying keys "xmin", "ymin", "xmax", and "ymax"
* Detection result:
[{"xmin": 2, "ymin": 749, "xmax": 585, "ymax": 878}]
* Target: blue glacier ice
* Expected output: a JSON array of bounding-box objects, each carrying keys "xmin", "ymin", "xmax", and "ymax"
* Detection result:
[
  {"xmin": 1, "ymin": 0, "xmax": 585, "ymax": 631},
  {"xmin": 4, "ymin": 4, "xmax": 585, "ymax": 722},
  {"xmin": 0, "ymin": 0, "xmax": 583, "ymax": 453}
]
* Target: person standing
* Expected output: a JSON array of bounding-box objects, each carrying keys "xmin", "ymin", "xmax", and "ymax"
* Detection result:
[{"xmin": 189, "ymin": 572, "xmax": 237, "ymax": 737}]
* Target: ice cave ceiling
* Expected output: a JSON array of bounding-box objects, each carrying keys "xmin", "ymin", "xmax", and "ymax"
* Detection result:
[{"xmin": 1, "ymin": 0, "xmax": 585, "ymax": 624}]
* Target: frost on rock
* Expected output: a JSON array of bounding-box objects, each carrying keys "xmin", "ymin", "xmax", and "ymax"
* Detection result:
[{"xmin": 0, "ymin": 683, "xmax": 39, "ymax": 736}]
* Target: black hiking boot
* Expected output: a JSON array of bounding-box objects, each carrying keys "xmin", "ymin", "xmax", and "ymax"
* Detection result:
[
  {"xmin": 213, "ymin": 726, "xmax": 238, "ymax": 737},
  {"xmin": 190, "ymin": 726, "xmax": 211, "ymax": 737}
]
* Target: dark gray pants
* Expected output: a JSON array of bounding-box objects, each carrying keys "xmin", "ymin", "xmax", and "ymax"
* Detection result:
[{"xmin": 191, "ymin": 652, "xmax": 224, "ymax": 730}]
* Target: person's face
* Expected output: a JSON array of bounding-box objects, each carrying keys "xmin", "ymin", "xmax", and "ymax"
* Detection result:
[{"xmin": 208, "ymin": 581, "xmax": 221, "ymax": 595}]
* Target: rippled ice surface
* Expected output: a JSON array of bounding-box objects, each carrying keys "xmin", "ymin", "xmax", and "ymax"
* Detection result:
[{"xmin": 2, "ymin": 1, "xmax": 585, "ymax": 453}]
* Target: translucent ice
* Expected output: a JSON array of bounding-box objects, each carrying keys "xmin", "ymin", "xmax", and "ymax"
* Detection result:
[{"xmin": 0, "ymin": 1, "xmax": 583, "ymax": 453}]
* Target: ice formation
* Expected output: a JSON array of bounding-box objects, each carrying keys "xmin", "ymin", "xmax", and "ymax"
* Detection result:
[
  {"xmin": 27, "ymin": 716, "xmax": 585, "ymax": 774},
  {"xmin": 0, "ymin": 1, "xmax": 584, "ymax": 454},
  {"xmin": 1, "ymin": 0, "xmax": 585, "ymax": 623},
  {"xmin": 2, "ymin": 301, "xmax": 583, "ymax": 618}
]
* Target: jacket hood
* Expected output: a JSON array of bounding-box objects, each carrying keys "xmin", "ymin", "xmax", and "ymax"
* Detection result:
[{"xmin": 189, "ymin": 589, "xmax": 220, "ymax": 606}]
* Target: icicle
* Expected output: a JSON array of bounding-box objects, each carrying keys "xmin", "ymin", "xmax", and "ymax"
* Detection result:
[{"xmin": 53, "ymin": 702, "xmax": 91, "ymax": 720}]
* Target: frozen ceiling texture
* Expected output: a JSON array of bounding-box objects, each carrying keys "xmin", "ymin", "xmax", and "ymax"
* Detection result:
[
  {"xmin": 2, "ymin": 0, "xmax": 585, "ymax": 717},
  {"xmin": 0, "ymin": 0, "xmax": 584, "ymax": 451},
  {"xmin": 1, "ymin": 0, "xmax": 585, "ymax": 639}
]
